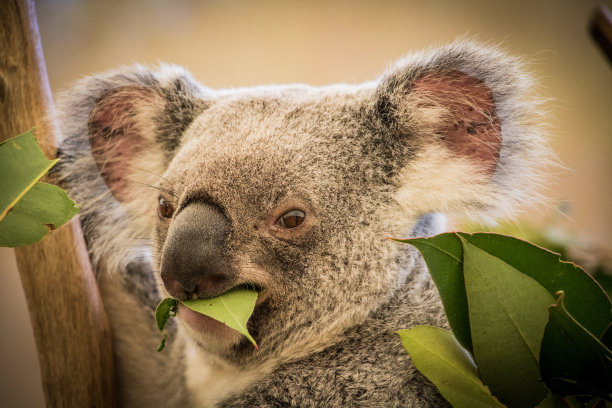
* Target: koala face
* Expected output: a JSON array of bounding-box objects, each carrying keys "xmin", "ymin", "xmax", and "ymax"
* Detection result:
[
  {"xmin": 57, "ymin": 41, "xmax": 548, "ymax": 370},
  {"xmin": 154, "ymin": 87, "xmax": 417, "ymax": 360}
]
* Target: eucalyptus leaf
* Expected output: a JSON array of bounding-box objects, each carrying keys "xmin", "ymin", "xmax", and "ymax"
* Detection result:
[
  {"xmin": 155, "ymin": 298, "xmax": 177, "ymax": 352},
  {"xmin": 395, "ymin": 234, "xmax": 471, "ymax": 351},
  {"xmin": 535, "ymin": 392, "xmax": 569, "ymax": 408},
  {"xmin": 397, "ymin": 233, "xmax": 612, "ymax": 355},
  {"xmin": 155, "ymin": 288, "xmax": 259, "ymax": 352},
  {"xmin": 398, "ymin": 232, "xmax": 612, "ymax": 405},
  {"xmin": 460, "ymin": 236, "xmax": 552, "ymax": 408},
  {"xmin": 602, "ymin": 323, "xmax": 612, "ymax": 349},
  {"xmin": 0, "ymin": 182, "xmax": 79, "ymax": 246},
  {"xmin": 460, "ymin": 233, "xmax": 611, "ymax": 340},
  {"xmin": 397, "ymin": 326, "xmax": 505, "ymax": 408},
  {"xmin": 0, "ymin": 131, "xmax": 79, "ymax": 247},
  {"xmin": 540, "ymin": 291, "xmax": 612, "ymax": 400},
  {"xmin": 155, "ymin": 297, "xmax": 178, "ymax": 332},
  {"xmin": 182, "ymin": 288, "xmax": 259, "ymax": 350},
  {"xmin": 0, "ymin": 131, "xmax": 56, "ymax": 215}
]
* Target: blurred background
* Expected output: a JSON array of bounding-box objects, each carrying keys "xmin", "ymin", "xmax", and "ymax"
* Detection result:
[{"xmin": 1, "ymin": 0, "xmax": 611, "ymax": 405}]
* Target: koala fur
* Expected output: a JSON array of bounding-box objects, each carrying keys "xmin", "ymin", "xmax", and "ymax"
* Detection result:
[{"xmin": 54, "ymin": 41, "xmax": 549, "ymax": 407}]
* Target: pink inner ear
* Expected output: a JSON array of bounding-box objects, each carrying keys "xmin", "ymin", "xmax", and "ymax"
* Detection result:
[
  {"xmin": 88, "ymin": 86, "xmax": 155, "ymax": 201},
  {"xmin": 412, "ymin": 71, "xmax": 502, "ymax": 175}
]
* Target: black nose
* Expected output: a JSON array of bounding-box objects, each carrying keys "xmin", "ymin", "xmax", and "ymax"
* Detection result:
[{"xmin": 160, "ymin": 202, "xmax": 235, "ymax": 300}]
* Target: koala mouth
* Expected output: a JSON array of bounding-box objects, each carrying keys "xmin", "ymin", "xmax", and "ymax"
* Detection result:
[
  {"xmin": 177, "ymin": 283, "xmax": 267, "ymax": 348},
  {"xmin": 178, "ymin": 303, "xmax": 234, "ymax": 335}
]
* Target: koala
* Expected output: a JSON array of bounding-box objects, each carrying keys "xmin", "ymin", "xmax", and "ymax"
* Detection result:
[{"xmin": 54, "ymin": 41, "xmax": 548, "ymax": 407}]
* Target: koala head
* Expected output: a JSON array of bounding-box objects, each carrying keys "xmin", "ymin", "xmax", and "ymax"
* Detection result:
[{"xmin": 57, "ymin": 42, "xmax": 548, "ymax": 365}]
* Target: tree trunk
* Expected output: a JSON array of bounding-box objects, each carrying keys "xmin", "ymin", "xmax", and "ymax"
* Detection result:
[{"xmin": 0, "ymin": 1, "xmax": 116, "ymax": 406}]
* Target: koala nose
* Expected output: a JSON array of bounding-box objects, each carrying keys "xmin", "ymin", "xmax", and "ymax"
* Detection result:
[{"xmin": 160, "ymin": 202, "xmax": 235, "ymax": 300}]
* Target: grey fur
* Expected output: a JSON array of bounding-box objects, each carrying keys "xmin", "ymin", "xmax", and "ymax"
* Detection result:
[{"xmin": 54, "ymin": 41, "xmax": 549, "ymax": 407}]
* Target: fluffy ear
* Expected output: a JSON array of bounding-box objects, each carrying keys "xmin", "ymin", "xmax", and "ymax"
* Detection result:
[
  {"xmin": 374, "ymin": 42, "xmax": 550, "ymax": 223},
  {"xmin": 59, "ymin": 64, "xmax": 209, "ymax": 202},
  {"xmin": 54, "ymin": 65, "xmax": 209, "ymax": 269}
]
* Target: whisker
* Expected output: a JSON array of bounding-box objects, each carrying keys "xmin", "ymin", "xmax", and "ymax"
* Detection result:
[
  {"xmin": 130, "ymin": 166, "xmax": 173, "ymax": 186},
  {"xmin": 130, "ymin": 180, "xmax": 178, "ymax": 198}
]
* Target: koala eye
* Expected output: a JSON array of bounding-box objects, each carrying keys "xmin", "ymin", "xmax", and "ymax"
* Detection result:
[
  {"xmin": 157, "ymin": 196, "xmax": 175, "ymax": 219},
  {"xmin": 278, "ymin": 210, "xmax": 306, "ymax": 229}
]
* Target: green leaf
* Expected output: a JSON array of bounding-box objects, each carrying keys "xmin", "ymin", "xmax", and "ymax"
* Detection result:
[
  {"xmin": 0, "ymin": 131, "xmax": 56, "ymax": 216},
  {"xmin": 398, "ymin": 232, "xmax": 612, "ymax": 405},
  {"xmin": 602, "ymin": 323, "xmax": 612, "ymax": 349},
  {"xmin": 157, "ymin": 336, "xmax": 167, "ymax": 353},
  {"xmin": 460, "ymin": 233, "xmax": 611, "ymax": 341},
  {"xmin": 0, "ymin": 131, "xmax": 79, "ymax": 247},
  {"xmin": 460, "ymin": 236, "xmax": 552, "ymax": 408},
  {"xmin": 182, "ymin": 288, "xmax": 259, "ymax": 350},
  {"xmin": 396, "ymin": 233, "xmax": 612, "ymax": 354},
  {"xmin": 540, "ymin": 291, "xmax": 612, "ymax": 400},
  {"xmin": 155, "ymin": 297, "xmax": 178, "ymax": 332},
  {"xmin": 394, "ymin": 234, "xmax": 472, "ymax": 352},
  {"xmin": 155, "ymin": 298, "xmax": 177, "ymax": 352},
  {"xmin": 397, "ymin": 326, "xmax": 506, "ymax": 408},
  {"xmin": 535, "ymin": 392, "xmax": 569, "ymax": 408},
  {"xmin": 0, "ymin": 182, "xmax": 79, "ymax": 246}
]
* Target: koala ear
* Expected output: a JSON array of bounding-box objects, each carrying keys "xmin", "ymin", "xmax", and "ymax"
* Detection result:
[
  {"xmin": 404, "ymin": 72, "xmax": 501, "ymax": 175},
  {"xmin": 59, "ymin": 65, "xmax": 209, "ymax": 202},
  {"xmin": 88, "ymin": 85, "xmax": 164, "ymax": 201},
  {"xmin": 374, "ymin": 42, "xmax": 549, "ymax": 223}
]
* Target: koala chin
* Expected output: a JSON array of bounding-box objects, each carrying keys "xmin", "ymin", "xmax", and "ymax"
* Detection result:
[{"xmin": 55, "ymin": 41, "xmax": 550, "ymax": 407}]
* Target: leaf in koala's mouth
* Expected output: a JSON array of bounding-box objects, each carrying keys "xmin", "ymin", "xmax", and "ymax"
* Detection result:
[
  {"xmin": 155, "ymin": 297, "xmax": 178, "ymax": 352},
  {"xmin": 182, "ymin": 288, "xmax": 259, "ymax": 350},
  {"xmin": 154, "ymin": 288, "xmax": 259, "ymax": 352}
]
